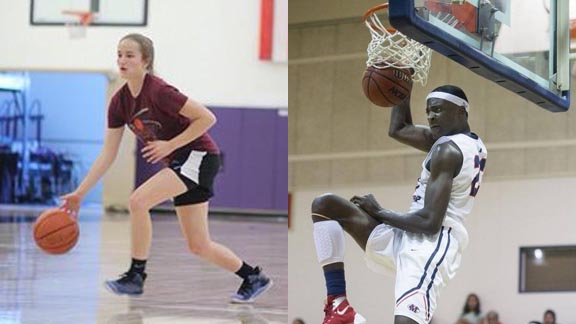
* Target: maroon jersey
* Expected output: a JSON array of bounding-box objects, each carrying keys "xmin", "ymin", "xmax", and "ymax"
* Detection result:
[{"xmin": 108, "ymin": 74, "xmax": 219, "ymax": 160}]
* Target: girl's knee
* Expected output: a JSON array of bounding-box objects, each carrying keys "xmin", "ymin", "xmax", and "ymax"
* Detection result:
[
  {"xmin": 187, "ymin": 240, "xmax": 211, "ymax": 256},
  {"xmin": 129, "ymin": 194, "xmax": 147, "ymax": 213}
]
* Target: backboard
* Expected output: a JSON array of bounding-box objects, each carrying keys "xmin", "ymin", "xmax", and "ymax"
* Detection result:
[
  {"xmin": 30, "ymin": 0, "xmax": 148, "ymax": 26},
  {"xmin": 387, "ymin": 0, "xmax": 570, "ymax": 112}
]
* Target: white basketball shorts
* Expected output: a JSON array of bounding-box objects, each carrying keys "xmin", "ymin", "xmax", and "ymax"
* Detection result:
[{"xmin": 365, "ymin": 224, "xmax": 461, "ymax": 324}]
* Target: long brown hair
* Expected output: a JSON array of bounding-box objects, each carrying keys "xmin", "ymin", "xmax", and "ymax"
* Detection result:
[
  {"xmin": 120, "ymin": 33, "xmax": 155, "ymax": 74},
  {"xmin": 462, "ymin": 293, "xmax": 481, "ymax": 315}
]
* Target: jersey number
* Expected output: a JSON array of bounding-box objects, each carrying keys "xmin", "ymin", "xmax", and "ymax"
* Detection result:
[{"xmin": 470, "ymin": 155, "xmax": 487, "ymax": 197}]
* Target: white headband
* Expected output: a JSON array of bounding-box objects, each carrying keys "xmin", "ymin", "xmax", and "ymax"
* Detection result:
[{"xmin": 426, "ymin": 91, "xmax": 469, "ymax": 112}]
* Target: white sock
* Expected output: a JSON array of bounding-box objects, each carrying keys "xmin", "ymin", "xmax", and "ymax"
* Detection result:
[{"xmin": 313, "ymin": 220, "xmax": 345, "ymax": 266}]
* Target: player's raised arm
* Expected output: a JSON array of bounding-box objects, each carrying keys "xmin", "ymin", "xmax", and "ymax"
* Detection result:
[{"xmin": 388, "ymin": 94, "xmax": 436, "ymax": 152}]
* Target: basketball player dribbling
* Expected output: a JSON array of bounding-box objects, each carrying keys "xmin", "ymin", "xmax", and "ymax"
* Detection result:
[
  {"xmin": 60, "ymin": 33, "xmax": 272, "ymax": 303},
  {"xmin": 311, "ymin": 85, "xmax": 487, "ymax": 324}
]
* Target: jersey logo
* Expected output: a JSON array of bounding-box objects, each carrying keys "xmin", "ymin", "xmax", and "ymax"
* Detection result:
[
  {"xmin": 408, "ymin": 304, "xmax": 420, "ymax": 313},
  {"xmin": 336, "ymin": 305, "xmax": 350, "ymax": 315},
  {"xmin": 413, "ymin": 195, "xmax": 422, "ymax": 203},
  {"xmin": 128, "ymin": 108, "xmax": 162, "ymax": 144}
]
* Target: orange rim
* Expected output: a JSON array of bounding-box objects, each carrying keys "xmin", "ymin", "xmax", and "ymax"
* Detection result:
[
  {"xmin": 62, "ymin": 10, "xmax": 94, "ymax": 25},
  {"xmin": 362, "ymin": 3, "xmax": 397, "ymax": 33}
]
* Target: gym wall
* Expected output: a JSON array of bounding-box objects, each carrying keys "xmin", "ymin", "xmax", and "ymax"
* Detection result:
[
  {"xmin": 0, "ymin": 0, "xmax": 287, "ymax": 212},
  {"xmin": 0, "ymin": 0, "xmax": 287, "ymax": 108}
]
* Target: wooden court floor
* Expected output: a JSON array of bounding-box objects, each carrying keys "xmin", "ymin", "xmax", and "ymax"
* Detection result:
[{"xmin": 0, "ymin": 207, "xmax": 287, "ymax": 324}]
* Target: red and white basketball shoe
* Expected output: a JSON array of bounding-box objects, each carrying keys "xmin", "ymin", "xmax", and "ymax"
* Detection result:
[{"xmin": 322, "ymin": 295, "xmax": 366, "ymax": 324}]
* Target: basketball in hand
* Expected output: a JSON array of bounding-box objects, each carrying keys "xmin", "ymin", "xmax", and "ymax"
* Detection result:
[
  {"xmin": 33, "ymin": 208, "xmax": 79, "ymax": 254},
  {"xmin": 362, "ymin": 66, "xmax": 413, "ymax": 107}
]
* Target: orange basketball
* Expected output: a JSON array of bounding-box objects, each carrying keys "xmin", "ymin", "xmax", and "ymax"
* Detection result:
[
  {"xmin": 33, "ymin": 208, "xmax": 79, "ymax": 254},
  {"xmin": 362, "ymin": 66, "xmax": 413, "ymax": 107}
]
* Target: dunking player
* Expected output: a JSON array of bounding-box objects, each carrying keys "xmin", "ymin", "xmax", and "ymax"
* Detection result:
[{"xmin": 311, "ymin": 85, "xmax": 487, "ymax": 324}]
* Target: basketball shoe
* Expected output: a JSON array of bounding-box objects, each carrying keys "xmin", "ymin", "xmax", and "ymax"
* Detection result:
[
  {"xmin": 323, "ymin": 295, "xmax": 366, "ymax": 324},
  {"xmin": 230, "ymin": 266, "xmax": 273, "ymax": 303},
  {"xmin": 104, "ymin": 271, "xmax": 147, "ymax": 296}
]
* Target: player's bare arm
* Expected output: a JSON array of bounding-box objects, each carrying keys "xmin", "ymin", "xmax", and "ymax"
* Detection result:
[
  {"xmin": 62, "ymin": 126, "xmax": 124, "ymax": 212},
  {"xmin": 172, "ymin": 98, "xmax": 216, "ymax": 147},
  {"xmin": 142, "ymin": 99, "xmax": 216, "ymax": 163},
  {"xmin": 352, "ymin": 141, "xmax": 463, "ymax": 235},
  {"xmin": 388, "ymin": 94, "xmax": 436, "ymax": 153},
  {"xmin": 76, "ymin": 127, "xmax": 124, "ymax": 188}
]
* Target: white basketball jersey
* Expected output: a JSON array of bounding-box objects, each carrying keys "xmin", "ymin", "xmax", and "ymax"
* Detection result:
[{"xmin": 409, "ymin": 133, "xmax": 487, "ymax": 249}]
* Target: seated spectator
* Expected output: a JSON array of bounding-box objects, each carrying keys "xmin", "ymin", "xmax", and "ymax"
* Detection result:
[
  {"xmin": 543, "ymin": 309, "xmax": 556, "ymax": 324},
  {"xmin": 456, "ymin": 293, "xmax": 483, "ymax": 324},
  {"xmin": 479, "ymin": 311, "xmax": 501, "ymax": 324},
  {"xmin": 529, "ymin": 309, "xmax": 557, "ymax": 324}
]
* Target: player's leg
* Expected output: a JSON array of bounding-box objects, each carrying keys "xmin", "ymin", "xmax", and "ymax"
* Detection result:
[
  {"xmin": 312, "ymin": 193, "xmax": 381, "ymax": 248},
  {"xmin": 175, "ymin": 202, "xmax": 272, "ymax": 303},
  {"xmin": 393, "ymin": 227, "xmax": 461, "ymax": 324},
  {"xmin": 176, "ymin": 202, "xmax": 240, "ymax": 271},
  {"xmin": 311, "ymin": 193, "xmax": 380, "ymax": 324},
  {"xmin": 394, "ymin": 316, "xmax": 419, "ymax": 324},
  {"xmin": 105, "ymin": 167, "xmax": 188, "ymax": 295},
  {"xmin": 172, "ymin": 151, "xmax": 271, "ymax": 303}
]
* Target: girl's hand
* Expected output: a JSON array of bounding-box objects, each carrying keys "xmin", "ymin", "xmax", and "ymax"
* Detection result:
[
  {"xmin": 60, "ymin": 192, "xmax": 82, "ymax": 219},
  {"xmin": 142, "ymin": 140, "xmax": 175, "ymax": 163}
]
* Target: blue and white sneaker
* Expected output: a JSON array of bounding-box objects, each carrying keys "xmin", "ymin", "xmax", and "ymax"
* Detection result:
[
  {"xmin": 104, "ymin": 272, "xmax": 146, "ymax": 296},
  {"xmin": 231, "ymin": 267, "xmax": 273, "ymax": 303}
]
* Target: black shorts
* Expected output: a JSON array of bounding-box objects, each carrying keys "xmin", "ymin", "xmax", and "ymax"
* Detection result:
[{"xmin": 168, "ymin": 151, "xmax": 220, "ymax": 206}]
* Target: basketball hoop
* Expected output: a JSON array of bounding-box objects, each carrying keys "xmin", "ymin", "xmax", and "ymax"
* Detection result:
[
  {"xmin": 62, "ymin": 10, "xmax": 95, "ymax": 39},
  {"xmin": 362, "ymin": 3, "xmax": 432, "ymax": 85}
]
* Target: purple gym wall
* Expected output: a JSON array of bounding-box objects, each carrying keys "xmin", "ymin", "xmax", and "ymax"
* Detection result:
[{"xmin": 135, "ymin": 107, "xmax": 288, "ymax": 213}]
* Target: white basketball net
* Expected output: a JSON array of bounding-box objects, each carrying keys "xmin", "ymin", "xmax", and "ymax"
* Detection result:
[
  {"xmin": 364, "ymin": 7, "xmax": 432, "ymax": 85},
  {"xmin": 65, "ymin": 21, "xmax": 87, "ymax": 39}
]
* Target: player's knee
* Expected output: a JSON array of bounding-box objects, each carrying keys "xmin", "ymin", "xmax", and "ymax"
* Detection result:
[
  {"xmin": 311, "ymin": 193, "xmax": 338, "ymax": 215},
  {"xmin": 187, "ymin": 239, "xmax": 211, "ymax": 256},
  {"xmin": 311, "ymin": 193, "xmax": 345, "ymax": 222},
  {"xmin": 129, "ymin": 193, "xmax": 149, "ymax": 213}
]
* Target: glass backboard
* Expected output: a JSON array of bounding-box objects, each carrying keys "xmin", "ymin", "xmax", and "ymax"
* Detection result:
[
  {"xmin": 388, "ymin": 0, "xmax": 570, "ymax": 112},
  {"xmin": 30, "ymin": 0, "xmax": 148, "ymax": 26}
]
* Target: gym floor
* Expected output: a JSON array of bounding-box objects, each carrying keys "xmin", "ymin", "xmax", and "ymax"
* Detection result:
[{"xmin": 0, "ymin": 206, "xmax": 287, "ymax": 324}]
